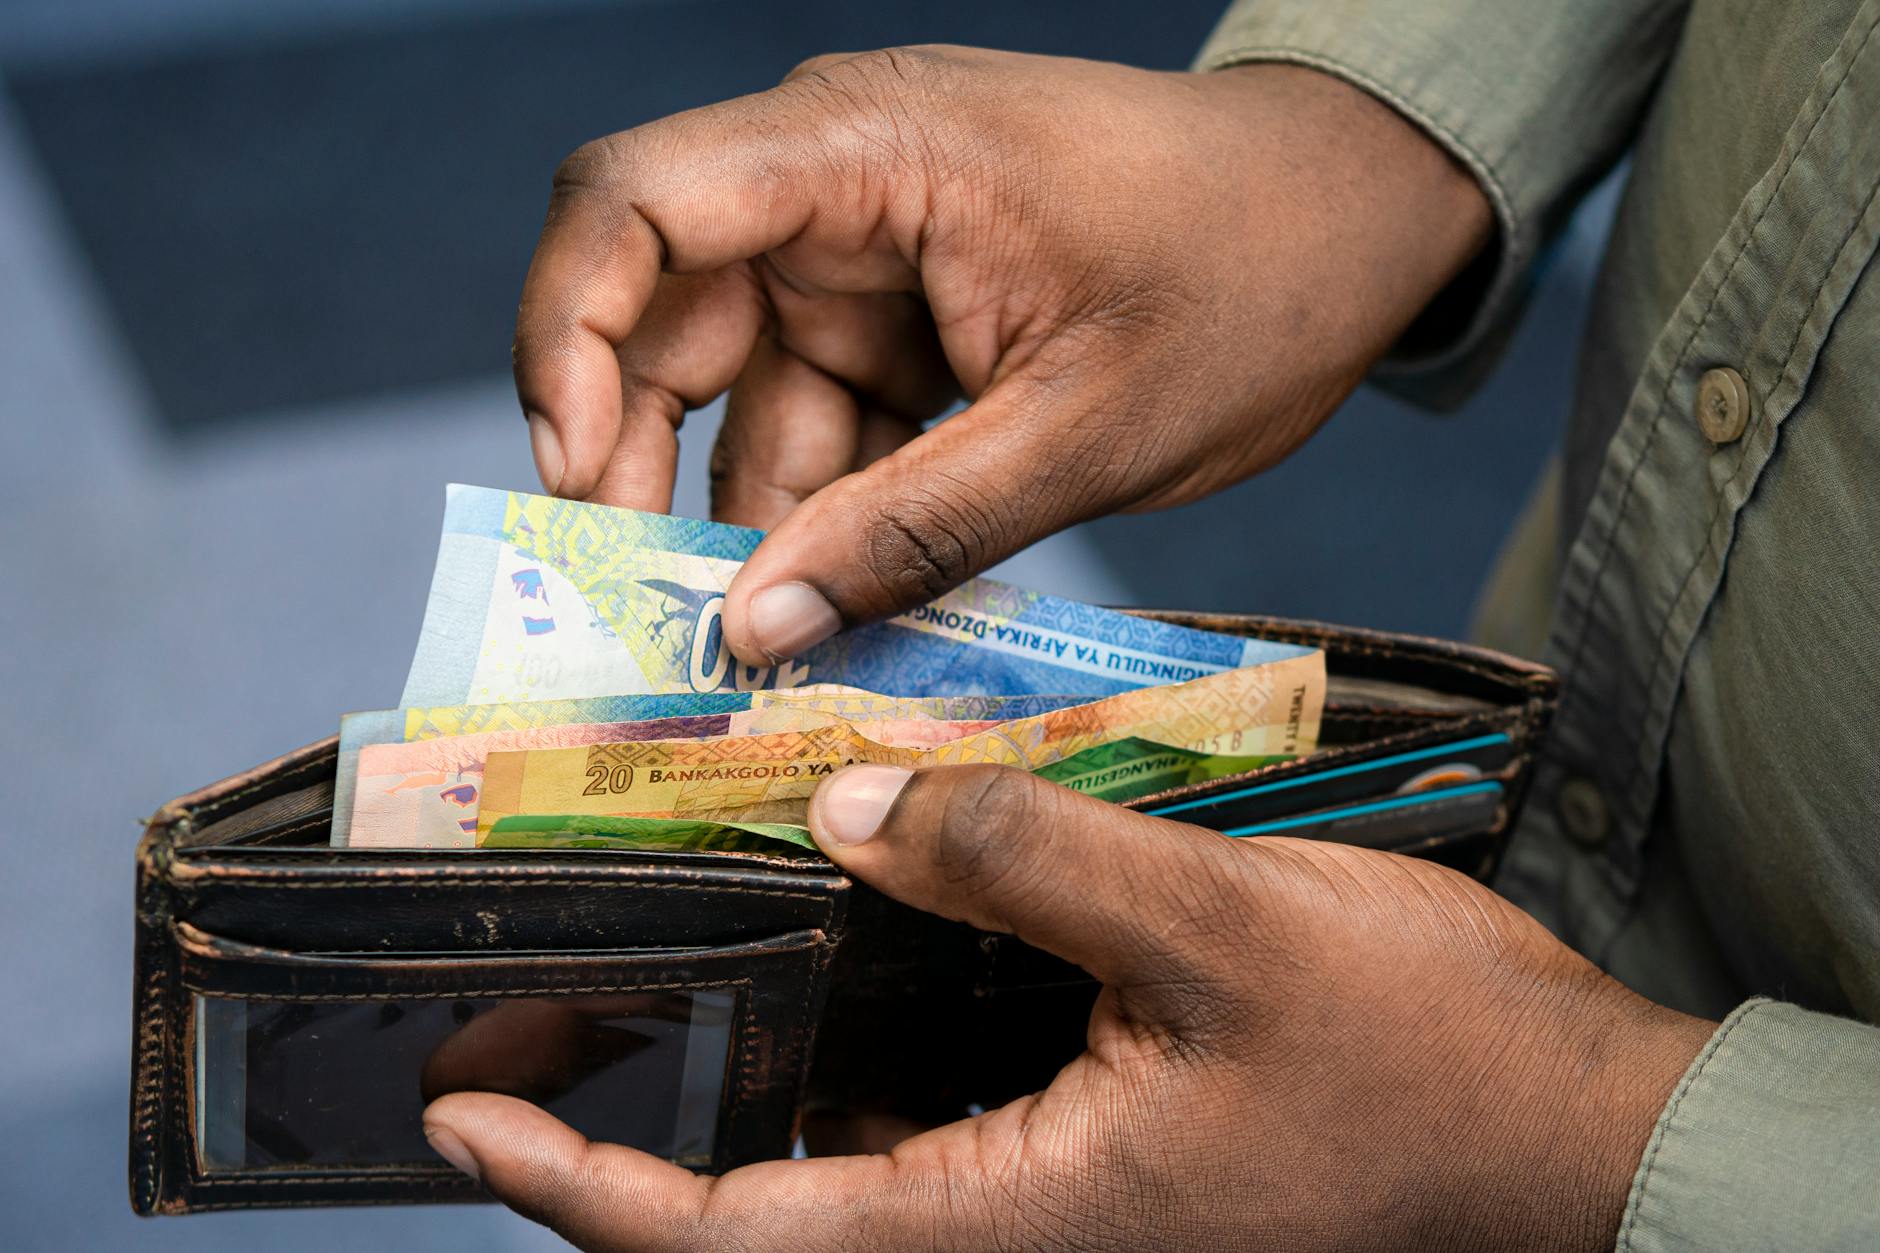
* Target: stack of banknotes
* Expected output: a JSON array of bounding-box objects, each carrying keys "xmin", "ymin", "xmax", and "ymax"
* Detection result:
[{"xmin": 332, "ymin": 485, "xmax": 1328, "ymax": 853}]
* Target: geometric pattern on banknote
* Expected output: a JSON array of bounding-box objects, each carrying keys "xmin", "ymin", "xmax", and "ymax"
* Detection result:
[
  {"xmin": 1035, "ymin": 738, "xmax": 1289, "ymax": 800},
  {"xmin": 364, "ymin": 713, "xmax": 739, "ymax": 780},
  {"xmin": 1036, "ymin": 739, "xmax": 1204, "ymax": 797},
  {"xmin": 499, "ymin": 489, "xmax": 705, "ymax": 682},
  {"xmin": 347, "ymin": 712, "xmax": 754, "ymax": 847},
  {"xmin": 483, "ymin": 657, "xmax": 1321, "ymax": 830},
  {"xmin": 402, "ymin": 689, "xmax": 1083, "ymax": 745},
  {"xmin": 750, "ymin": 689, "xmax": 1084, "ymax": 722},
  {"xmin": 426, "ymin": 487, "xmax": 1315, "ymax": 702},
  {"xmin": 481, "ymin": 815, "xmax": 816, "ymax": 855},
  {"xmin": 403, "ymin": 693, "xmax": 752, "ymax": 741},
  {"xmin": 465, "ymin": 729, "xmax": 862, "ymax": 833},
  {"xmin": 358, "ymin": 706, "xmax": 890, "ymax": 843},
  {"xmin": 584, "ymin": 725, "xmax": 868, "ymax": 815},
  {"xmin": 935, "ymin": 578, "xmax": 1247, "ymax": 670}
]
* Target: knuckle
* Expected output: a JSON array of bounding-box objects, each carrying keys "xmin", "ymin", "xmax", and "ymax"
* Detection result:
[
  {"xmin": 551, "ymin": 136, "xmax": 621, "ymax": 196},
  {"xmin": 808, "ymin": 44, "xmax": 948, "ymax": 92},
  {"xmin": 511, "ymin": 299, "xmax": 582, "ymax": 373},
  {"xmin": 500, "ymin": 1140, "xmax": 594, "ymax": 1233},
  {"xmin": 865, "ymin": 485, "xmax": 1004, "ymax": 602},
  {"xmin": 783, "ymin": 51, "xmax": 848, "ymax": 84},
  {"xmin": 758, "ymin": 45, "xmax": 992, "ymax": 195},
  {"xmin": 863, "ymin": 43, "xmax": 949, "ymax": 84},
  {"xmin": 779, "ymin": 45, "xmax": 954, "ymax": 160},
  {"xmin": 548, "ymin": 133, "xmax": 662, "ymax": 231},
  {"xmin": 932, "ymin": 766, "xmax": 1054, "ymax": 895},
  {"xmin": 510, "ymin": 317, "xmax": 566, "ymax": 376}
]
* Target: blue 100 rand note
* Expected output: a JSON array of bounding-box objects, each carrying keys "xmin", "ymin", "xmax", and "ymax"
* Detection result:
[{"xmin": 398, "ymin": 485, "xmax": 1314, "ymax": 709}]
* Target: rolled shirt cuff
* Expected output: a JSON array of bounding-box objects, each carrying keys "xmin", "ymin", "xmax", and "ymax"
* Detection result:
[
  {"xmin": 1618, "ymin": 998, "xmax": 1880, "ymax": 1252},
  {"xmin": 1193, "ymin": 0, "xmax": 1683, "ymax": 404}
]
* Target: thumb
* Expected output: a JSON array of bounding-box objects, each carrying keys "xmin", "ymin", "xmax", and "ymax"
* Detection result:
[
  {"xmin": 720, "ymin": 376, "xmax": 1135, "ymax": 665},
  {"xmin": 807, "ymin": 762, "xmax": 1247, "ymax": 1014}
]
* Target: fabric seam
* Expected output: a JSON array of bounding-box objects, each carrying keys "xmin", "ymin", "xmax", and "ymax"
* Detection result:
[
  {"xmin": 1554, "ymin": 8, "xmax": 1878, "ymax": 769},
  {"xmin": 1616, "ymin": 999, "xmax": 1768, "ymax": 1251},
  {"xmin": 1619, "ymin": 171, "xmax": 1880, "ymax": 814}
]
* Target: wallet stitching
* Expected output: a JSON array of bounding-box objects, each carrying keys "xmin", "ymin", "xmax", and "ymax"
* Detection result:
[
  {"xmin": 191, "ymin": 1172, "xmax": 469, "ymax": 1190},
  {"xmin": 133, "ymin": 847, "xmax": 179, "ymax": 1214},
  {"xmin": 731, "ymin": 988, "xmax": 762, "ymax": 1143},
  {"xmin": 178, "ymin": 876, "xmax": 833, "ymax": 903},
  {"xmin": 183, "ymin": 752, "xmax": 335, "ymax": 830},
  {"xmin": 175, "ymin": 976, "xmax": 758, "ymax": 1001},
  {"xmin": 777, "ymin": 940, "xmax": 825, "ymax": 1129},
  {"xmin": 131, "ymin": 954, "xmax": 169, "ymax": 1210}
]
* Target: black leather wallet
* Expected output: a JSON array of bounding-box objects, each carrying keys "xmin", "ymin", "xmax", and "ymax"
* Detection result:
[{"xmin": 130, "ymin": 612, "xmax": 1554, "ymax": 1215}]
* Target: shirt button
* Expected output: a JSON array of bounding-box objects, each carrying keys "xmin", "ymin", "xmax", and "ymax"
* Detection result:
[
  {"xmin": 1557, "ymin": 777, "xmax": 1610, "ymax": 847},
  {"xmin": 1696, "ymin": 367, "xmax": 1751, "ymax": 444}
]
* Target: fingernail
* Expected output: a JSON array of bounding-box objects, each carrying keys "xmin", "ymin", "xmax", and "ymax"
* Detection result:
[
  {"xmin": 746, "ymin": 581, "xmax": 841, "ymax": 661},
  {"xmin": 423, "ymin": 1120, "xmax": 480, "ymax": 1181},
  {"xmin": 528, "ymin": 412, "xmax": 564, "ymax": 495},
  {"xmin": 816, "ymin": 765, "xmax": 913, "ymax": 845}
]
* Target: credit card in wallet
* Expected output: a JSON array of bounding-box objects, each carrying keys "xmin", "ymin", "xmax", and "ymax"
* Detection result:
[
  {"xmin": 1144, "ymin": 732, "xmax": 1512, "ymax": 830},
  {"xmin": 1207, "ymin": 781, "xmax": 1504, "ymax": 849}
]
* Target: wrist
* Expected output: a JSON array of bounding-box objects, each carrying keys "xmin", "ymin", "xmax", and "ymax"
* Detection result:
[
  {"xmin": 1191, "ymin": 61, "xmax": 1494, "ymax": 353},
  {"xmin": 1469, "ymin": 993, "xmax": 1717, "ymax": 1251}
]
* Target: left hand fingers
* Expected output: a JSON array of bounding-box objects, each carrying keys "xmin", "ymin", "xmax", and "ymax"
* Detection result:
[
  {"xmin": 805, "ymin": 762, "xmax": 1253, "ymax": 1032},
  {"xmin": 418, "ymin": 994, "xmax": 693, "ymax": 1106},
  {"xmin": 422, "ymin": 1091, "xmax": 1012, "ymax": 1253}
]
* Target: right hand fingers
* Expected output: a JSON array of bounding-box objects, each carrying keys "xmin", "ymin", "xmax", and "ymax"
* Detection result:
[
  {"xmin": 513, "ymin": 57, "xmax": 933, "ymax": 506},
  {"xmin": 572, "ymin": 267, "xmax": 764, "ymax": 511},
  {"xmin": 720, "ymin": 359, "xmax": 1148, "ymax": 664},
  {"xmin": 707, "ymin": 285, "xmax": 946, "ymax": 530}
]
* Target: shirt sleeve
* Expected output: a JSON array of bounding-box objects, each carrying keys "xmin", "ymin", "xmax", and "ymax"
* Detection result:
[
  {"xmin": 1194, "ymin": 0, "xmax": 1689, "ymax": 405},
  {"xmin": 1618, "ymin": 999, "xmax": 1880, "ymax": 1252}
]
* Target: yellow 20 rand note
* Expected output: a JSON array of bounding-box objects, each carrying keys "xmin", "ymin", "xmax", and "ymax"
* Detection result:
[{"xmin": 475, "ymin": 651, "xmax": 1325, "ymax": 840}]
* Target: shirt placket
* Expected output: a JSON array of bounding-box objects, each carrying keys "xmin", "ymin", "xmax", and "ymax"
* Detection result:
[{"xmin": 1503, "ymin": 2, "xmax": 1880, "ymax": 959}]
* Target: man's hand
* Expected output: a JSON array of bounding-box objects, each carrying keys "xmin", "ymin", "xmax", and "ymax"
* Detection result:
[
  {"xmin": 514, "ymin": 48, "xmax": 1492, "ymax": 664},
  {"xmin": 423, "ymin": 765, "xmax": 1711, "ymax": 1252}
]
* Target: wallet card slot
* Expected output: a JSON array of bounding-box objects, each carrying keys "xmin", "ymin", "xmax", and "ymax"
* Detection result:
[
  {"xmin": 164, "ymin": 849, "xmax": 846, "ymax": 953},
  {"xmin": 1145, "ymin": 733, "xmax": 1513, "ymax": 828},
  {"xmin": 180, "ymin": 779, "xmax": 337, "ymax": 848},
  {"xmin": 173, "ymin": 919, "xmax": 825, "ymax": 998},
  {"xmin": 1126, "ymin": 708, "xmax": 1526, "ymax": 816},
  {"xmin": 1323, "ymin": 674, "xmax": 1495, "ymax": 714},
  {"xmin": 1127, "ymin": 609, "xmax": 1555, "ymax": 708},
  {"xmin": 139, "ymin": 920, "xmax": 835, "ymax": 1213},
  {"xmin": 1211, "ymin": 780, "xmax": 1506, "ymax": 846}
]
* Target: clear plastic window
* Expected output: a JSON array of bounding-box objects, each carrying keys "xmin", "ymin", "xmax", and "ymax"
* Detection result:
[{"xmin": 195, "ymin": 989, "xmax": 735, "ymax": 1171}]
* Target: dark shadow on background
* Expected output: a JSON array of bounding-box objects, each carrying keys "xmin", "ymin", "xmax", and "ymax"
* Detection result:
[{"xmin": 6, "ymin": 0, "xmax": 1226, "ymax": 434}]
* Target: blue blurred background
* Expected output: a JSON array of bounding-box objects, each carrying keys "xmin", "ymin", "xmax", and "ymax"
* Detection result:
[{"xmin": 0, "ymin": 1, "xmax": 1614, "ymax": 1248}]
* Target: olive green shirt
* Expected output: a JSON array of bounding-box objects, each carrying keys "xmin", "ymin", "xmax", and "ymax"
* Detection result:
[{"xmin": 1199, "ymin": 3, "xmax": 1880, "ymax": 1248}]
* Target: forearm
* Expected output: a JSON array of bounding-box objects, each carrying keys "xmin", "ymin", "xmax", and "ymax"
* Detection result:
[
  {"xmin": 1197, "ymin": 0, "xmax": 1690, "ymax": 396},
  {"xmin": 1196, "ymin": 62, "xmax": 1493, "ymax": 363}
]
